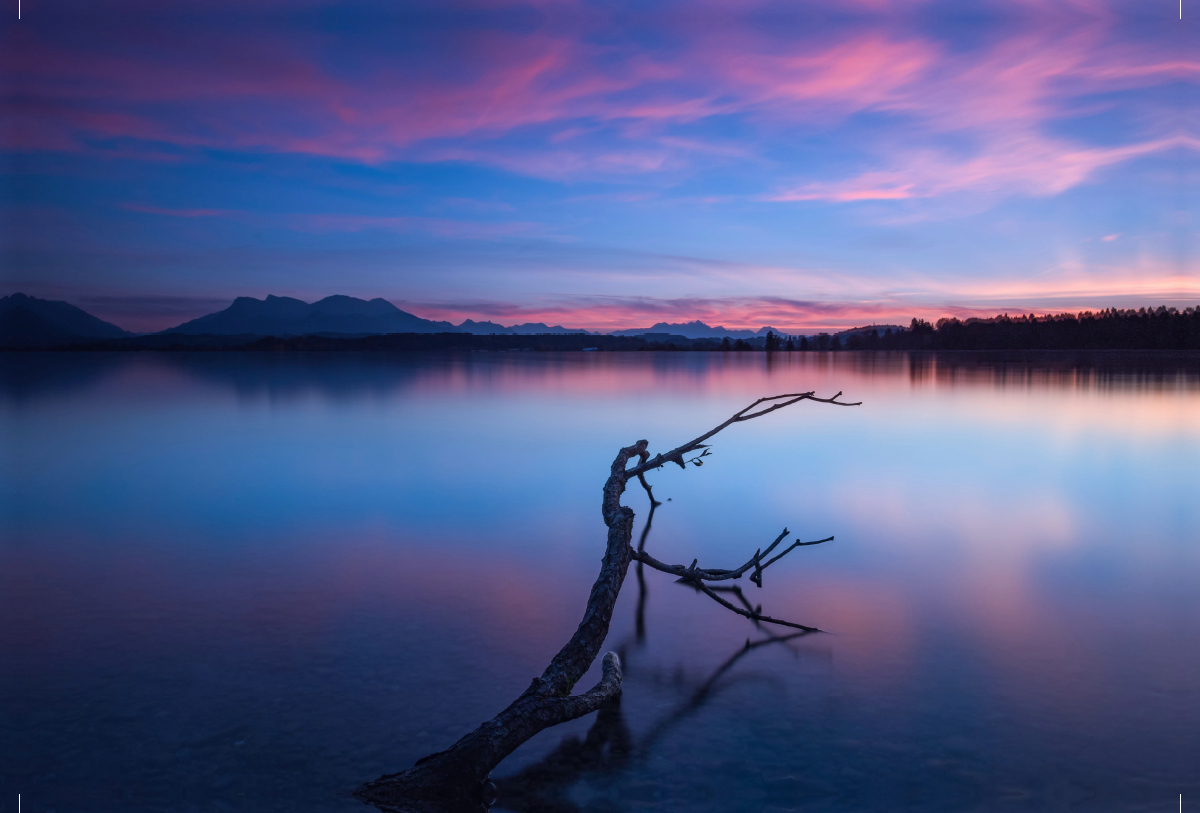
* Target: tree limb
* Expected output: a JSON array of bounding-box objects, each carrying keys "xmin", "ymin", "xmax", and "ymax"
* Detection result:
[
  {"xmin": 355, "ymin": 392, "xmax": 857, "ymax": 811},
  {"xmin": 631, "ymin": 530, "xmax": 833, "ymax": 586},
  {"xmin": 624, "ymin": 391, "xmax": 861, "ymax": 478},
  {"xmin": 689, "ymin": 580, "xmax": 821, "ymax": 632}
]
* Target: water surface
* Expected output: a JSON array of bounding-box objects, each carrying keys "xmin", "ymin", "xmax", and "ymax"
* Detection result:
[{"xmin": 2, "ymin": 351, "xmax": 1198, "ymax": 812}]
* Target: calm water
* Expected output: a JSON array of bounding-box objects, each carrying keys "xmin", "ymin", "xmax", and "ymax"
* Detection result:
[{"xmin": 2, "ymin": 351, "xmax": 1199, "ymax": 813}]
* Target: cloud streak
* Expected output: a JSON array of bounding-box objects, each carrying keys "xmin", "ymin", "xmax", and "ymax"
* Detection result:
[
  {"xmin": 5, "ymin": 0, "xmax": 1196, "ymax": 317},
  {"xmin": 768, "ymin": 137, "xmax": 1200, "ymax": 202},
  {"xmin": 398, "ymin": 275, "xmax": 1200, "ymax": 334},
  {"xmin": 6, "ymin": 1, "xmax": 1195, "ymax": 200}
]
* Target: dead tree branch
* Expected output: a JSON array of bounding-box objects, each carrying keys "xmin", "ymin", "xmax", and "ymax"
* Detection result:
[
  {"xmin": 689, "ymin": 579, "xmax": 820, "ymax": 631},
  {"xmin": 355, "ymin": 392, "xmax": 858, "ymax": 811},
  {"xmin": 631, "ymin": 528, "xmax": 834, "ymax": 631},
  {"xmin": 623, "ymin": 391, "xmax": 861, "ymax": 479},
  {"xmin": 631, "ymin": 530, "xmax": 834, "ymax": 586}
]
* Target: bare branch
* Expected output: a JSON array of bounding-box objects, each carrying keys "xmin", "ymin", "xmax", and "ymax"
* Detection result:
[
  {"xmin": 636, "ymin": 472, "xmax": 662, "ymax": 509},
  {"xmin": 691, "ymin": 580, "xmax": 821, "ymax": 632},
  {"xmin": 356, "ymin": 391, "xmax": 856, "ymax": 809},
  {"xmin": 546, "ymin": 651, "xmax": 623, "ymax": 719},
  {"xmin": 706, "ymin": 584, "xmax": 787, "ymax": 638},
  {"xmin": 633, "ymin": 481, "xmax": 660, "ymax": 644},
  {"xmin": 710, "ymin": 583, "xmax": 757, "ymax": 614},
  {"xmin": 625, "ymin": 391, "xmax": 861, "ymax": 478},
  {"xmin": 752, "ymin": 535, "xmax": 835, "ymax": 587},
  {"xmin": 631, "ymin": 530, "xmax": 833, "ymax": 586},
  {"xmin": 632, "ymin": 526, "xmax": 831, "ymax": 632}
]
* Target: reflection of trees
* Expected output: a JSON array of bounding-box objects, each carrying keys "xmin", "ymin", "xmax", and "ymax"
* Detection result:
[
  {"xmin": 493, "ymin": 496, "xmax": 817, "ymax": 813},
  {"xmin": 8, "ymin": 350, "xmax": 1194, "ymax": 411}
]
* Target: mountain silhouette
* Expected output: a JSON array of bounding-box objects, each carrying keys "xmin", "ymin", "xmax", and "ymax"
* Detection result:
[
  {"xmin": 457, "ymin": 319, "xmax": 588, "ymax": 335},
  {"xmin": 2, "ymin": 291, "xmax": 855, "ymax": 346},
  {"xmin": 609, "ymin": 320, "xmax": 785, "ymax": 339},
  {"xmin": 1, "ymin": 293, "xmax": 131, "ymax": 347},
  {"xmin": 162, "ymin": 295, "xmax": 460, "ymax": 335}
]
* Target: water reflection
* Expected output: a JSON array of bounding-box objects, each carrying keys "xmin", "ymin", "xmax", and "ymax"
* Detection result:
[
  {"xmin": 3, "ymin": 350, "xmax": 1198, "ymax": 405},
  {"xmin": 496, "ymin": 493, "xmax": 820, "ymax": 813},
  {"xmin": 2, "ymin": 351, "xmax": 1198, "ymax": 812},
  {"xmin": 497, "ymin": 627, "xmax": 816, "ymax": 813}
]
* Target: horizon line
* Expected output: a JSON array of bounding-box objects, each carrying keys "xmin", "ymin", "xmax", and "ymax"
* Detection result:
[{"xmin": 6, "ymin": 290, "xmax": 1199, "ymax": 337}]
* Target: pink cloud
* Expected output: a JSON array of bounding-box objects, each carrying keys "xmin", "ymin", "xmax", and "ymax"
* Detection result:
[
  {"xmin": 390, "ymin": 296, "xmax": 979, "ymax": 334},
  {"xmin": 723, "ymin": 35, "xmax": 937, "ymax": 112},
  {"xmin": 392, "ymin": 261, "xmax": 1200, "ymax": 332},
  {"xmin": 4, "ymin": 1, "xmax": 1194, "ymax": 198},
  {"xmin": 769, "ymin": 136, "xmax": 1198, "ymax": 202}
]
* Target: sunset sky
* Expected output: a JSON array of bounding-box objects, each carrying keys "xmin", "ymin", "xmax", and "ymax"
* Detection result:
[{"xmin": 3, "ymin": 0, "xmax": 1197, "ymax": 332}]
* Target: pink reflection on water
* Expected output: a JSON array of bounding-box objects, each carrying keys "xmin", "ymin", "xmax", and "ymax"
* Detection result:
[
  {"xmin": 0, "ymin": 527, "xmax": 599, "ymax": 674},
  {"xmin": 3, "ymin": 351, "xmax": 1198, "ymax": 806}
]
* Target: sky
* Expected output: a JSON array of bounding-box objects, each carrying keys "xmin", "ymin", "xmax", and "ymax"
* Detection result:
[{"xmin": 2, "ymin": 0, "xmax": 1198, "ymax": 332}]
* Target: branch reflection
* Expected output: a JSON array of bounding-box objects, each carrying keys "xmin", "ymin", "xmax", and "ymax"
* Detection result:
[{"xmin": 494, "ymin": 499, "xmax": 823, "ymax": 812}]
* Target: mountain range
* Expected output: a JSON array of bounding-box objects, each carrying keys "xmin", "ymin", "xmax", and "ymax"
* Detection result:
[
  {"xmin": 457, "ymin": 319, "xmax": 586, "ymax": 335},
  {"xmin": 162, "ymin": 295, "xmax": 591, "ymax": 336},
  {"xmin": 1, "ymin": 293, "xmax": 896, "ymax": 347},
  {"xmin": 609, "ymin": 320, "xmax": 786, "ymax": 339},
  {"xmin": 165, "ymin": 295, "xmax": 459, "ymax": 335},
  {"xmin": 1, "ymin": 293, "xmax": 131, "ymax": 347}
]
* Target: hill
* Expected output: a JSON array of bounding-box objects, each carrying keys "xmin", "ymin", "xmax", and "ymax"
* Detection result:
[
  {"xmin": 0, "ymin": 293, "xmax": 131, "ymax": 347},
  {"xmin": 457, "ymin": 319, "xmax": 588, "ymax": 335},
  {"xmin": 610, "ymin": 320, "xmax": 784, "ymax": 339},
  {"xmin": 162, "ymin": 295, "xmax": 459, "ymax": 335}
]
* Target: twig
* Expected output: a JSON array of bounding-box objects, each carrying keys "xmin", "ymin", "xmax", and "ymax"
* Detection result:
[
  {"xmin": 623, "ymin": 394, "xmax": 851, "ymax": 634},
  {"xmin": 625, "ymin": 391, "xmax": 861, "ymax": 478},
  {"xmin": 633, "ymin": 527, "xmax": 830, "ymax": 632},
  {"xmin": 633, "ymin": 478, "xmax": 659, "ymax": 644},
  {"xmin": 631, "ymin": 531, "xmax": 833, "ymax": 586},
  {"xmin": 636, "ymin": 472, "xmax": 662, "ymax": 509},
  {"xmin": 690, "ymin": 580, "xmax": 820, "ymax": 631}
]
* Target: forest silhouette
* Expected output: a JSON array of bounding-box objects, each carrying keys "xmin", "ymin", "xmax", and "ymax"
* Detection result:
[{"xmin": 862, "ymin": 307, "xmax": 1200, "ymax": 352}]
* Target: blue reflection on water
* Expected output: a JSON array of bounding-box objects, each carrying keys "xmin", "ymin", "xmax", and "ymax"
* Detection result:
[{"xmin": 2, "ymin": 351, "xmax": 1198, "ymax": 812}]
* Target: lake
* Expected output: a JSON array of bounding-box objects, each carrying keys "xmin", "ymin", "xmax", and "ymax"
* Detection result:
[{"xmin": 2, "ymin": 351, "xmax": 1198, "ymax": 812}]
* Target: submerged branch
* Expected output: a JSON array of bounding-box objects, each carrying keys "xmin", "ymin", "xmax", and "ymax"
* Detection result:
[
  {"xmin": 355, "ymin": 392, "xmax": 857, "ymax": 811},
  {"xmin": 690, "ymin": 580, "xmax": 821, "ymax": 632},
  {"xmin": 631, "ymin": 530, "xmax": 833, "ymax": 587}
]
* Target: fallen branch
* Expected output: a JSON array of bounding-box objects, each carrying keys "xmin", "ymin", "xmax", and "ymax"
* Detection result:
[
  {"xmin": 631, "ymin": 530, "xmax": 834, "ymax": 586},
  {"xmin": 355, "ymin": 392, "xmax": 859, "ymax": 811}
]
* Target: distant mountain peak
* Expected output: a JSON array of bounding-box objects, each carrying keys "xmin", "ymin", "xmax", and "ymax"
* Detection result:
[
  {"xmin": 161, "ymin": 294, "xmax": 459, "ymax": 336},
  {"xmin": 456, "ymin": 318, "xmax": 589, "ymax": 335},
  {"xmin": 1, "ymin": 292, "xmax": 131, "ymax": 346},
  {"xmin": 610, "ymin": 319, "xmax": 775, "ymax": 339}
]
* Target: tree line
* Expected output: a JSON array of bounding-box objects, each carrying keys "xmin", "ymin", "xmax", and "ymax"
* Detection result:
[
  {"xmin": 639, "ymin": 307, "xmax": 1200, "ymax": 352},
  {"xmin": 879, "ymin": 307, "xmax": 1200, "ymax": 351}
]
